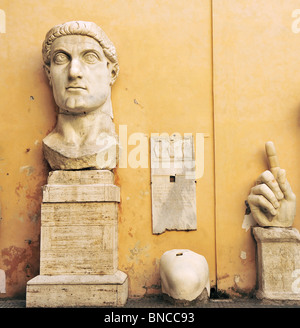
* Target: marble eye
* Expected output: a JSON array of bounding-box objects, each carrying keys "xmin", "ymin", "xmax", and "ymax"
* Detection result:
[
  {"xmin": 83, "ymin": 52, "xmax": 99, "ymax": 64},
  {"xmin": 53, "ymin": 52, "xmax": 69, "ymax": 64}
]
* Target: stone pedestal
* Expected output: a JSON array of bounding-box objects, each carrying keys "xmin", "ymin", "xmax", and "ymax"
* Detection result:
[
  {"xmin": 26, "ymin": 170, "xmax": 128, "ymax": 307},
  {"xmin": 253, "ymin": 227, "xmax": 300, "ymax": 302}
]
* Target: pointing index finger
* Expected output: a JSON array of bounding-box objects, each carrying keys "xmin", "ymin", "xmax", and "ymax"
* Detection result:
[{"xmin": 265, "ymin": 141, "xmax": 280, "ymax": 177}]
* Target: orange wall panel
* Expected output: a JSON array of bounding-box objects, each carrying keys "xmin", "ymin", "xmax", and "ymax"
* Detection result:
[{"xmin": 0, "ymin": 0, "xmax": 215, "ymax": 298}]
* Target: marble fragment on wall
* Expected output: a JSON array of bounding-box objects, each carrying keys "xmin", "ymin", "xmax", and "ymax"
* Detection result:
[{"xmin": 150, "ymin": 134, "xmax": 197, "ymax": 234}]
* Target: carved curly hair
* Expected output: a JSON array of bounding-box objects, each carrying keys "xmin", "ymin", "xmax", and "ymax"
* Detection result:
[{"xmin": 42, "ymin": 21, "xmax": 119, "ymax": 84}]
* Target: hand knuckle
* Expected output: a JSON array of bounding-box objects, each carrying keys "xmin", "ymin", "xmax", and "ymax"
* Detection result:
[
  {"xmin": 261, "ymin": 170, "xmax": 272, "ymax": 181},
  {"xmin": 257, "ymin": 184, "xmax": 266, "ymax": 193}
]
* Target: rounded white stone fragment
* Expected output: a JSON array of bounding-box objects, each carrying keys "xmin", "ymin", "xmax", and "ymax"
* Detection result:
[{"xmin": 160, "ymin": 249, "xmax": 210, "ymax": 301}]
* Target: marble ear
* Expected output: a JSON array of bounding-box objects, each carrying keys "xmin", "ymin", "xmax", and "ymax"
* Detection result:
[
  {"xmin": 108, "ymin": 61, "xmax": 118, "ymax": 86},
  {"xmin": 43, "ymin": 64, "xmax": 52, "ymax": 87}
]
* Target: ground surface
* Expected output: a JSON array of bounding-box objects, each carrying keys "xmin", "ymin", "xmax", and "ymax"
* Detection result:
[{"xmin": 1, "ymin": 294, "xmax": 300, "ymax": 308}]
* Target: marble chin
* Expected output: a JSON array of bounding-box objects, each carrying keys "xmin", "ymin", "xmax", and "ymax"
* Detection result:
[{"xmin": 43, "ymin": 132, "xmax": 119, "ymax": 170}]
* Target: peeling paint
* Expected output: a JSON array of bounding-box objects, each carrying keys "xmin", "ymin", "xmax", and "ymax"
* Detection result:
[
  {"xmin": 29, "ymin": 213, "xmax": 39, "ymax": 223},
  {"xmin": 217, "ymin": 273, "xmax": 229, "ymax": 281},
  {"xmin": 128, "ymin": 227, "xmax": 134, "ymax": 238},
  {"xmin": 242, "ymin": 213, "xmax": 257, "ymax": 232},
  {"xmin": 1, "ymin": 243, "xmax": 40, "ymax": 297},
  {"xmin": 139, "ymin": 190, "xmax": 150, "ymax": 198},
  {"xmin": 240, "ymin": 251, "xmax": 247, "ymax": 260},
  {"xmin": 127, "ymin": 241, "xmax": 150, "ymax": 264},
  {"xmin": 142, "ymin": 283, "xmax": 161, "ymax": 295},
  {"xmin": 15, "ymin": 183, "xmax": 24, "ymax": 197},
  {"xmin": 234, "ymin": 275, "xmax": 240, "ymax": 284},
  {"xmin": 19, "ymin": 165, "xmax": 35, "ymax": 176}
]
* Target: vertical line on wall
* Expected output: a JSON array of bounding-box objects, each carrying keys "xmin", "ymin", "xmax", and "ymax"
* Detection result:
[{"xmin": 210, "ymin": 0, "xmax": 218, "ymax": 293}]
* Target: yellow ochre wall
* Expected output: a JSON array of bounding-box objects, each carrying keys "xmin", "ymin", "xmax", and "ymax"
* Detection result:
[
  {"xmin": 0, "ymin": 0, "xmax": 300, "ymax": 299},
  {"xmin": 0, "ymin": 0, "xmax": 215, "ymax": 298},
  {"xmin": 213, "ymin": 0, "xmax": 300, "ymax": 294}
]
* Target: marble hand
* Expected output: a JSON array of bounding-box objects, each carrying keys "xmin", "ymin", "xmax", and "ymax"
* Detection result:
[{"xmin": 248, "ymin": 142, "xmax": 296, "ymax": 227}]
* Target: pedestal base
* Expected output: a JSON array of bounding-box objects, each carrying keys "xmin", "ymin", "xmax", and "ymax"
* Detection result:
[
  {"xmin": 26, "ymin": 170, "xmax": 128, "ymax": 307},
  {"xmin": 256, "ymin": 290, "xmax": 300, "ymax": 302},
  {"xmin": 253, "ymin": 227, "xmax": 300, "ymax": 303},
  {"xmin": 26, "ymin": 271, "xmax": 128, "ymax": 307}
]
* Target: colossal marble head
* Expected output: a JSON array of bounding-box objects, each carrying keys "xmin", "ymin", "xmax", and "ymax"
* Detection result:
[
  {"xmin": 42, "ymin": 21, "xmax": 119, "ymax": 83},
  {"xmin": 42, "ymin": 21, "xmax": 119, "ymax": 170}
]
